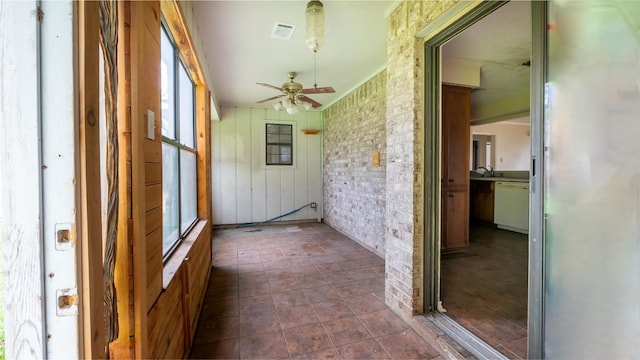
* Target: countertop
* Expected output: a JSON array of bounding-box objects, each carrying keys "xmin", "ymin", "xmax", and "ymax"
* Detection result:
[{"xmin": 471, "ymin": 177, "xmax": 530, "ymax": 183}]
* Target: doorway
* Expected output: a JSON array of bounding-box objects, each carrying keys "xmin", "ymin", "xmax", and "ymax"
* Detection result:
[{"xmin": 422, "ymin": 1, "xmax": 540, "ymax": 359}]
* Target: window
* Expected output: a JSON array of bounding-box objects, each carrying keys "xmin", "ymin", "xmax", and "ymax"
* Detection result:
[
  {"xmin": 161, "ymin": 23, "xmax": 198, "ymax": 258},
  {"xmin": 266, "ymin": 123, "xmax": 293, "ymax": 165}
]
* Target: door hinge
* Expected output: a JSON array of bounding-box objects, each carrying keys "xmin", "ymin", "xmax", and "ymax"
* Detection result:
[
  {"xmin": 56, "ymin": 288, "xmax": 79, "ymax": 316},
  {"xmin": 36, "ymin": 6, "xmax": 44, "ymax": 23}
]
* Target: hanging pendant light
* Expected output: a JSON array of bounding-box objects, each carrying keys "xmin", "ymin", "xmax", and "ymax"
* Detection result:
[{"xmin": 305, "ymin": 1, "xmax": 324, "ymax": 53}]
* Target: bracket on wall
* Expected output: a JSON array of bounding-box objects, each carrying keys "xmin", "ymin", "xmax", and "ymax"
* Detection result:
[{"xmin": 301, "ymin": 129, "xmax": 321, "ymax": 135}]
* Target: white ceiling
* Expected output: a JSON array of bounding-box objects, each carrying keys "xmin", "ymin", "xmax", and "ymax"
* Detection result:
[
  {"xmin": 189, "ymin": 1, "xmax": 531, "ymax": 113},
  {"xmin": 443, "ymin": 1, "xmax": 531, "ymax": 105},
  {"xmin": 191, "ymin": 1, "xmax": 396, "ymax": 111}
]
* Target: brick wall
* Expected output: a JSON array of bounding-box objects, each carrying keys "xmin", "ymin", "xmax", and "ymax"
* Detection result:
[
  {"xmin": 323, "ymin": 71, "xmax": 387, "ymax": 256},
  {"xmin": 384, "ymin": 1, "xmax": 458, "ymax": 317}
]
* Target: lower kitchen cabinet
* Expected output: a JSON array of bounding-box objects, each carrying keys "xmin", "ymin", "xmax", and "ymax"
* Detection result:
[
  {"xmin": 441, "ymin": 188, "xmax": 469, "ymax": 253},
  {"xmin": 470, "ymin": 180, "xmax": 495, "ymax": 223}
]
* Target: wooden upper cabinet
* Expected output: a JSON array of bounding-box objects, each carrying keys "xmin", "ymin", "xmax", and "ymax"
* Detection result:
[
  {"xmin": 442, "ymin": 85, "xmax": 471, "ymax": 187},
  {"xmin": 441, "ymin": 85, "xmax": 471, "ymax": 253}
]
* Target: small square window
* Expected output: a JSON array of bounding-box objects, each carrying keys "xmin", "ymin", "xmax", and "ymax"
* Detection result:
[{"xmin": 265, "ymin": 124, "xmax": 293, "ymax": 166}]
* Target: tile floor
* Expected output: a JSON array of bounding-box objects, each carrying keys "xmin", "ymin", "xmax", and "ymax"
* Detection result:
[
  {"xmin": 440, "ymin": 224, "xmax": 528, "ymax": 359},
  {"xmin": 190, "ymin": 223, "xmax": 442, "ymax": 360}
]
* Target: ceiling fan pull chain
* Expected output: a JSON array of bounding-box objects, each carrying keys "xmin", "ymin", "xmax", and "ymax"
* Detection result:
[{"xmin": 314, "ymin": 51, "xmax": 318, "ymax": 89}]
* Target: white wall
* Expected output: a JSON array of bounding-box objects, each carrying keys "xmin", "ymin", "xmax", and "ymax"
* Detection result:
[
  {"xmin": 212, "ymin": 107, "xmax": 323, "ymax": 225},
  {"xmin": 471, "ymin": 121, "xmax": 530, "ymax": 170}
]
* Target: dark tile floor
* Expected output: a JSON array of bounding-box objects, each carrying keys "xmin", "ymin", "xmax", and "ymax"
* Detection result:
[
  {"xmin": 190, "ymin": 223, "xmax": 442, "ymax": 360},
  {"xmin": 440, "ymin": 224, "xmax": 528, "ymax": 359}
]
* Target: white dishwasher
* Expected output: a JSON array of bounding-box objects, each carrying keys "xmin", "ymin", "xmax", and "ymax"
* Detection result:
[{"xmin": 493, "ymin": 181, "xmax": 529, "ymax": 234}]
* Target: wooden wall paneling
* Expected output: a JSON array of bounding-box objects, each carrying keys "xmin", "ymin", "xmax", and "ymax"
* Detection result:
[
  {"xmin": 186, "ymin": 230, "xmax": 210, "ymax": 336},
  {"xmin": 213, "ymin": 106, "xmax": 327, "ymax": 225},
  {"xmin": 143, "ymin": 138, "xmax": 162, "ymax": 162},
  {"xmin": 141, "ymin": 0, "xmax": 162, "ymax": 314},
  {"xmin": 294, "ymin": 112, "xmax": 310, "ymax": 220},
  {"xmin": 266, "ymin": 170, "xmax": 283, "ymax": 220},
  {"xmin": 235, "ymin": 107, "xmax": 253, "ymax": 224},
  {"xmin": 130, "ymin": 0, "xmax": 162, "ymax": 356},
  {"xmin": 147, "ymin": 267, "xmax": 185, "ymax": 359},
  {"xmin": 280, "ymin": 170, "xmax": 295, "ymax": 220},
  {"xmin": 145, "ymin": 229, "xmax": 163, "ymax": 307},
  {"xmin": 250, "ymin": 107, "xmax": 267, "ymax": 222},
  {"xmin": 219, "ymin": 109, "xmax": 238, "ymax": 224},
  {"xmin": 144, "ymin": 184, "xmax": 162, "ymax": 212},
  {"xmin": 181, "ymin": 259, "xmax": 192, "ymax": 352},
  {"xmin": 307, "ymin": 112, "xmax": 324, "ymax": 217},
  {"xmin": 78, "ymin": 1, "xmax": 106, "ymax": 357},
  {"xmin": 145, "ymin": 207, "xmax": 162, "ymax": 236},
  {"xmin": 145, "ymin": 162, "xmax": 162, "ymax": 185}
]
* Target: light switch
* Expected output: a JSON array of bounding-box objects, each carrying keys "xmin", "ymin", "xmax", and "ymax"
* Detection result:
[{"xmin": 147, "ymin": 110, "xmax": 155, "ymax": 140}]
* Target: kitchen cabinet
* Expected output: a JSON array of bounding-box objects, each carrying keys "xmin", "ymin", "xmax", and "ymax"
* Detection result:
[
  {"xmin": 441, "ymin": 85, "xmax": 471, "ymax": 253},
  {"xmin": 442, "ymin": 188, "xmax": 469, "ymax": 252},
  {"xmin": 470, "ymin": 180, "xmax": 495, "ymax": 223}
]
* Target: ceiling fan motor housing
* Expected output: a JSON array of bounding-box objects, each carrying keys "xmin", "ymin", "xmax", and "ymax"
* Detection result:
[{"xmin": 283, "ymin": 72, "xmax": 303, "ymax": 95}]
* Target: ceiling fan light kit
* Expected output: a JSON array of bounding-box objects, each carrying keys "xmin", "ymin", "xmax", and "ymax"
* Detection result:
[
  {"xmin": 305, "ymin": 1, "xmax": 325, "ymax": 53},
  {"xmin": 255, "ymin": 2, "xmax": 332, "ymax": 112},
  {"xmin": 257, "ymin": 71, "xmax": 335, "ymax": 112}
]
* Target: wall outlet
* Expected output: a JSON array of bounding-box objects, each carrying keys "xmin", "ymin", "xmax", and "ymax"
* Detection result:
[{"xmin": 310, "ymin": 202, "xmax": 317, "ymax": 209}]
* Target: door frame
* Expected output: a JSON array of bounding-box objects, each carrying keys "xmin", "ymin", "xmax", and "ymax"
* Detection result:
[{"xmin": 422, "ymin": 1, "xmax": 546, "ymax": 358}]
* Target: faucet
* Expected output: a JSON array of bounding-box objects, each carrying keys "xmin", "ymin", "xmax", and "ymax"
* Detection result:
[{"xmin": 477, "ymin": 166, "xmax": 495, "ymax": 177}]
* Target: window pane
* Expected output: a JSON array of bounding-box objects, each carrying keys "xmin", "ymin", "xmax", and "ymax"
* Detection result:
[
  {"xmin": 281, "ymin": 146, "xmax": 292, "ymax": 164},
  {"xmin": 160, "ymin": 27, "xmax": 175, "ymax": 139},
  {"xmin": 180, "ymin": 149, "xmax": 197, "ymax": 233},
  {"xmin": 280, "ymin": 134, "xmax": 292, "ymax": 143},
  {"xmin": 162, "ymin": 143, "xmax": 179, "ymax": 255},
  {"xmin": 178, "ymin": 62, "xmax": 195, "ymax": 148}
]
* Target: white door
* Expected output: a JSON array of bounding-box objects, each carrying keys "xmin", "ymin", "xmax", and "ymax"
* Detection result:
[
  {"xmin": 40, "ymin": 1, "xmax": 82, "ymax": 358},
  {"xmin": 0, "ymin": 1, "xmax": 82, "ymax": 359}
]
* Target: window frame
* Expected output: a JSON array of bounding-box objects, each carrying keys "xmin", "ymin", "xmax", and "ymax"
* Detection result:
[
  {"xmin": 263, "ymin": 120, "xmax": 297, "ymax": 169},
  {"xmin": 265, "ymin": 123, "xmax": 294, "ymax": 166},
  {"xmin": 160, "ymin": 20, "xmax": 198, "ymax": 260}
]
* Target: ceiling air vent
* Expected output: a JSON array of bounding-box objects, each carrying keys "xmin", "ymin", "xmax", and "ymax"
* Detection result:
[{"xmin": 271, "ymin": 22, "xmax": 295, "ymax": 40}]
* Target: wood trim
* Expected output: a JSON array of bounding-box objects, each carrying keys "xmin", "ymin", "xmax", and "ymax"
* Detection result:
[
  {"xmin": 109, "ymin": 1, "xmax": 134, "ymax": 357},
  {"xmin": 196, "ymin": 86, "xmax": 212, "ymax": 221},
  {"xmin": 78, "ymin": 1, "xmax": 106, "ymax": 358},
  {"xmin": 160, "ymin": 1, "xmax": 205, "ymax": 85},
  {"xmin": 130, "ymin": 1, "xmax": 150, "ymax": 357},
  {"xmin": 98, "ymin": 0, "xmax": 121, "ymax": 346}
]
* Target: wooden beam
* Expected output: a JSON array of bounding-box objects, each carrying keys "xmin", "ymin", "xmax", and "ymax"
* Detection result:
[
  {"xmin": 108, "ymin": 0, "xmax": 134, "ymax": 357},
  {"xmin": 196, "ymin": 86, "xmax": 212, "ymax": 222},
  {"xmin": 160, "ymin": 0, "xmax": 205, "ymax": 85},
  {"xmin": 78, "ymin": 1, "xmax": 106, "ymax": 358}
]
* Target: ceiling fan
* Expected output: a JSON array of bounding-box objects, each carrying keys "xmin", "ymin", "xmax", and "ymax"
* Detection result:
[{"xmin": 256, "ymin": 72, "xmax": 335, "ymax": 113}]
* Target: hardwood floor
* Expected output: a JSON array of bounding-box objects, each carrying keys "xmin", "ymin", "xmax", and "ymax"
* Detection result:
[{"xmin": 440, "ymin": 224, "xmax": 528, "ymax": 359}]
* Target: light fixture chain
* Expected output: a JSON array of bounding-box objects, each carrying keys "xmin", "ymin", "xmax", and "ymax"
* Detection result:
[{"xmin": 314, "ymin": 51, "xmax": 318, "ymax": 89}]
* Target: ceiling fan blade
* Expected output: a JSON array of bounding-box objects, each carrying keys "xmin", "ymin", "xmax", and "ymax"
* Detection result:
[
  {"xmin": 256, "ymin": 94, "xmax": 285, "ymax": 104},
  {"xmin": 256, "ymin": 82, "xmax": 283, "ymax": 91},
  {"xmin": 302, "ymin": 86, "xmax": 335, "ymax": 94},
  {"xmin": 298, "ymin": 95, "xmax": 322, "ymax": 108}
]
